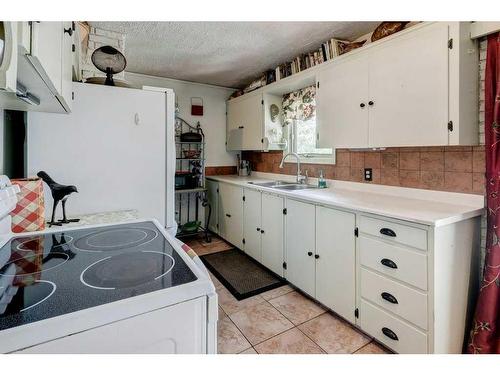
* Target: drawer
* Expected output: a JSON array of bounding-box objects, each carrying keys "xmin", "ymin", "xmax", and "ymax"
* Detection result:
[
  {"xmin": 359, "ymin": 216, "xmax": 427, "ymax": 251},
  {"xmin": 360, "ymin": 268, "xmax": 428, "ymax": 330},
  {"xmin": 359, "ymin": 236, "xmax": 428, "ymax": 290},
  {"xmin": 359, "ymin": 300, "xmax": 428, "ymax": 354}
]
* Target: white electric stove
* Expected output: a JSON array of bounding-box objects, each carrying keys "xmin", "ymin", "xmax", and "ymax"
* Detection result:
[{"xmin": 0, "ymin": 175, "xmax": 218, "ymax": 354}]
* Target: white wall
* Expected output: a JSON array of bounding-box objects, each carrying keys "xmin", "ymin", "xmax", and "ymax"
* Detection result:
[{"xmin": 125, "ymin": 72, "xmax": 237, "ymax": 167}]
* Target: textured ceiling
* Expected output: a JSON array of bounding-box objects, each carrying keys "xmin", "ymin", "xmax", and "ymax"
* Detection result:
[{"xmin": 90, "ymin": 22, "xmax": 380, "ymax": 88}]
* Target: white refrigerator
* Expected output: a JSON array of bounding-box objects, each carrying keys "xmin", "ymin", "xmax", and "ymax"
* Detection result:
[{"xmin": 28, "ymin": 82, "xmax": 176, "ymax": 233}]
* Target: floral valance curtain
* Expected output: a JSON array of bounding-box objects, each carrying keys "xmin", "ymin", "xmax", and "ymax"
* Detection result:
[{"xmin": 282, "ymin": 85, "xmax": 316, "ymax": 126}]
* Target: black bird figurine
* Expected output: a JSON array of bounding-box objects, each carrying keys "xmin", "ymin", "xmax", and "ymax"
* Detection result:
[{"xmin": 37, "ymin": 171, "xmax": 80, "ymax": 227}]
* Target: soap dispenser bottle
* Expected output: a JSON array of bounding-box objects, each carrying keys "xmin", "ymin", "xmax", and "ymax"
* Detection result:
[{"xmin": 318, "ymin": 170, "xmax": 327, "ymax": 188}]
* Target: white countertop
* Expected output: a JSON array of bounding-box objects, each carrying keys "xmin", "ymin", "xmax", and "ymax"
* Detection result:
[{"xmin": 207, "ymin": 173, "xmax": 484, "ymax": 227}]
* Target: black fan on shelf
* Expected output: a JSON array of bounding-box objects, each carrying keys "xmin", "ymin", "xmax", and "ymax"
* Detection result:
[{"xmin": 91, "ymin": 46, "xmax": 127, "ymax": 86}]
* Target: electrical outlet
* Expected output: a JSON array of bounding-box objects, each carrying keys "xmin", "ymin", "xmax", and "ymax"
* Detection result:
[{"xmin": 364, "ymin": 168, "xmax": 372, "ymax": 181}]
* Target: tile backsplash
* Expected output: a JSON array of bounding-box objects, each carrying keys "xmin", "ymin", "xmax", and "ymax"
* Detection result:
[{"xmin": 242, "ymin": 146, "xmax": 485, "ymax": 194}]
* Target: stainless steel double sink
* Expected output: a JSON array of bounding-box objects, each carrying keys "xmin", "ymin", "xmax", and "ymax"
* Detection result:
[{"xmin": 248, "ymin": 180, "xmax": 318, "ymax": 191}]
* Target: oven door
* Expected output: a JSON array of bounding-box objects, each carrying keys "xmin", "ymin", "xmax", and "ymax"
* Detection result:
[{"xmin": 0, "ymin": 21, "xmax": 17, "ymax": 93}]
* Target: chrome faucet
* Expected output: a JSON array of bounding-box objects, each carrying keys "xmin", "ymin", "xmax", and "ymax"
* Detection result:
[{"xmin": 279, "ymin": 152, "xmax": 307, "ymax": 184}]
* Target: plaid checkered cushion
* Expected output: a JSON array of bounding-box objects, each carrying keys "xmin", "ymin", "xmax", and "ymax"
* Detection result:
[{"xmin": 10, "ymin": 178, "xmax": 46, "ymax": 233}]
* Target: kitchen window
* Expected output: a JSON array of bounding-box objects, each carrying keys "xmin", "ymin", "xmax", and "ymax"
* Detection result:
[{"xmin": 283, "ymin": 85, "xmax": 333, "ymax": 163}]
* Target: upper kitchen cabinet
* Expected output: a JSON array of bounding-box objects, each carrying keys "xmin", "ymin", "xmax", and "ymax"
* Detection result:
[
  {"xmin": 315, "ymin": 22, "xmax": 478, "ymax": 149},
  {"xmin": 226, "ymin": 91, "xmax": 285, "ymax": 151},
  {"xmin": 227, "ymin": 91, "xmax": 264, "ymax": 151},
  {"xmin": 316, "ymin": 54, "xmax": 370, "ymax": 149},
  {"xmin": 0, "ymin": 21, "xmax": 74, "ymax": 113},
  {"xmin": 367, "ymin": 22, "xmax": 449, "ymax": 147}
]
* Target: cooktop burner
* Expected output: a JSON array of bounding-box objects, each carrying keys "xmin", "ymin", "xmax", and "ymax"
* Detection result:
[
  {"xmin": 0, "ymin": 280, "xmax": 56, "ymax": 316},
  {"xmin": 73, "ymin": 228, "xmax": 158, "ymax": 252},
  {"xmin": 0, "ymin": 221, "xmax": 198, "ymax": 332},
  {"xmin": 81, "ymin": 251, "xmax": 175, "ymax": 290}
]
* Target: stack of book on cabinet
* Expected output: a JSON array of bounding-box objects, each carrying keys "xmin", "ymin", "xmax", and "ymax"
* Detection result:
[{"xmin": 275, "ymin": 38, "xmax": 344, "ymax": 80}]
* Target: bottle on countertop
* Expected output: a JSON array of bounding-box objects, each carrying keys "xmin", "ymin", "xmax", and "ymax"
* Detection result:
[{"xmin": 318, "ymin": 170, "xmax": 327, "ymax": 188}]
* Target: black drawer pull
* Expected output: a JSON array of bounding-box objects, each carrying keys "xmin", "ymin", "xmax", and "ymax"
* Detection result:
[
  {"xmin": 256, "ymin": 227, "xmax": 260, "ymax": 231},
  {"xmin": 238, "ymin": 126, "xmax": 244, "ymax": 129},
  {"xmin": 380, "ymin": 228, "xmax": 396, "ymax": 237},
  {"xmin": 382, "ymin": 327, "xmax": 399, "ymax": 341},
  {"xmin": 261, "ymin": 229, "xmax": 265, "ymax": 234},
  {"xmin": 381, "ymin": 292, "xmax": 398, "ymax": 304},
  {"xmin": 380, "ymin": 258, "xmax": 398, "ymax": 269},
  {"xmin": 360, "ymin": 103, "xmax": 365, "ymax": 108},
  {"xmin": 225, "ymin": 213, "xmax": 231, "ymax": 218},
  {"xmin": 314, "ymin": 254, "xmax": 320, "ymax": 259},
  {"xmin": 307, "ymin": 251, "xmax": 313, "ymax": 256}
]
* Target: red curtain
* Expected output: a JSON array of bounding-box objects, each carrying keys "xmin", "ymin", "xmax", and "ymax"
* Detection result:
[{"xmin": 467, "ymin": 32, "xmax": 500, "ymax": 354}]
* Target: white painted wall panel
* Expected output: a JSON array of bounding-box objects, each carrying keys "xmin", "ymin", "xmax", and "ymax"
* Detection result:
[{"xmin": 27, "ymin": 83, "xmax": 167, "ymax": 225}]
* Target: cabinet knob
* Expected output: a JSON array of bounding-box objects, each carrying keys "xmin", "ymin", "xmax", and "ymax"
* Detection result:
[
  {"xmin": 256, "ymin": 227, "xmax": 260, "ymax": 232},
  {"xmin": 238, "ymin": 126, "xmax": 244, "ymax": 129},
  {"xmin": 314, "ymin": 254, "xmax": 320, "ymax": 259},
  {"xmin": 381, "ymin": 327, "xmax": 399, "ymax": 341},
  {"xmin": 368, "ymin": 100, "xmax": 374, "ymax": 106},
  {"xmin": 360, "ymin": 103, "xmax": 365, "ymax": 108},
  {"xmin": 64, "ymin": 27, "xmax": 73, "ymax": 36},
  {"xmin": 380, "ymin": 228, "xmax": 396, "ymax": 237},
  {"xmin": 380, "ymin": 258, "xmax": 398, "ymax": 269},
  {"xmin": 307, "ymin": 251, "xmax": 313, "ymax": 256},
  {"xmin": 225, "ymin": 213, "xmax": 231, "ymax": 218},
  {"xmin": 381, "ymin": 292, "xmax": 398, "ymax": 304},
  {"xmin": 260, "ymin": 229, "xmax": 265, "ymax": 234}
]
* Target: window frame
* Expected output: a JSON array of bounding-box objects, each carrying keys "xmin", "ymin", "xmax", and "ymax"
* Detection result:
[{"xmin": 286, "ymin": 118, "xmax": 335, "ymax": 165}]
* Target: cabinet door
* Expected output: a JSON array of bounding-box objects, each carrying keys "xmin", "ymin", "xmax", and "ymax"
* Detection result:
[
  {"xmin": 316, "ymin": 56, "xmax": 369, "ymax": 149},
  {"xmin": 218, "ymin": 182, "xmax": 244, "ymax": 248},
  {"xmin": 31, "ymin": 22, "xmax": 63, "ymax": 94},
  {"xmin": 261, "ymin": 193, "xmax": 284, "ymax": 277},
  {"xmin": 285, "ymin": 199, "xmax": 315, "ymax": 296},
  {"xmin": 315, "ymin": 206, "xmax": 356, "ymax": 323},
  {"xmin": 243, "ymin": 189, "xmax": 262, "ymax": 261},
  {"xmin": 206, "ymin": 180, "xmax": 219, "ymax": 233},
  {"xmin": 227, "ymin": 93, "xmax": 263, "ymax": 150},
  {"xmin": 368, "ymin": 23, "xmax": 449, "ymax": 147}
]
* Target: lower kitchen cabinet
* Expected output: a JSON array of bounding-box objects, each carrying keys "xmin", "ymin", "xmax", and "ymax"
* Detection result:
[
  {"xmin": 315, "ymin": 206, "xmax": 356, "ymax": 323},
  {"xmin": 208, "ymin": 178, "xmax": 481, "ymax": 353},
  {"xmin": 261, "ymin": 193, "xmax": 285, "ymax": 277},
  {"xmin": 243, "ymin": 188, "xmax": 262, "ymax": 261},
  {"xmin": 285, "ymin": 199, "xmax": 316, "ymax": 297},
  {"xmin": 242, "ymin": 189, "xmax": 285, "ymax": 277},
  {"xmin": 218, "ymin": 182, "xmax": 243, "ymax": 248},
  {"xmin": 285, "ymin": 200, "xmax": 357, "ymax": 322}
]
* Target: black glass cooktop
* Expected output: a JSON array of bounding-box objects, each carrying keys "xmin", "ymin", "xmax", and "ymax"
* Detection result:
[{"xmin": 0, "ymin": 221, "xmax": 197, "ymax": 331}]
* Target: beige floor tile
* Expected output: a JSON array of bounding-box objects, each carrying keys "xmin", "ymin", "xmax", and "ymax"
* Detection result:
[
  {"xmin": 260, "ymin": 284, "xmax": 294, "ymax": 301},
  {"xmin": 239, "ymin": 347, "xmax": 258, "ymax": 354},
  {"xmin": 183, "ymin": 235, "xmax": 233, "ymax": 256},
  {"xmin": 208, "ymin": 271, "xmax": 224, "ymax": 290},
  {"xmin": 218, "ymin": 305, "xmax": 227, "ymax": 319},
  {"xmin": 217, "ymin": 317, "xmax": 251, "ymax": 354},
  {"xmin": 354, "ymin": 342, "xmax": 392, "ymax": 354},
  {"xmin": 229, "ymin": 302, "xmax": 294, "ymax": 346},
  {"xmin": 254, "ymin": 328, "xmax": 325, "ymax": 354},
  {"xmin": 298, "ymin": 313, "xmax": 370, "ymax": 353},
  {"xmin": 217, "ymin": 287, "xmax": 266, "ymax": 315},
  {"xmin": 269, "ymin": 291, "xmax": 326, "ymax": 325}
]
